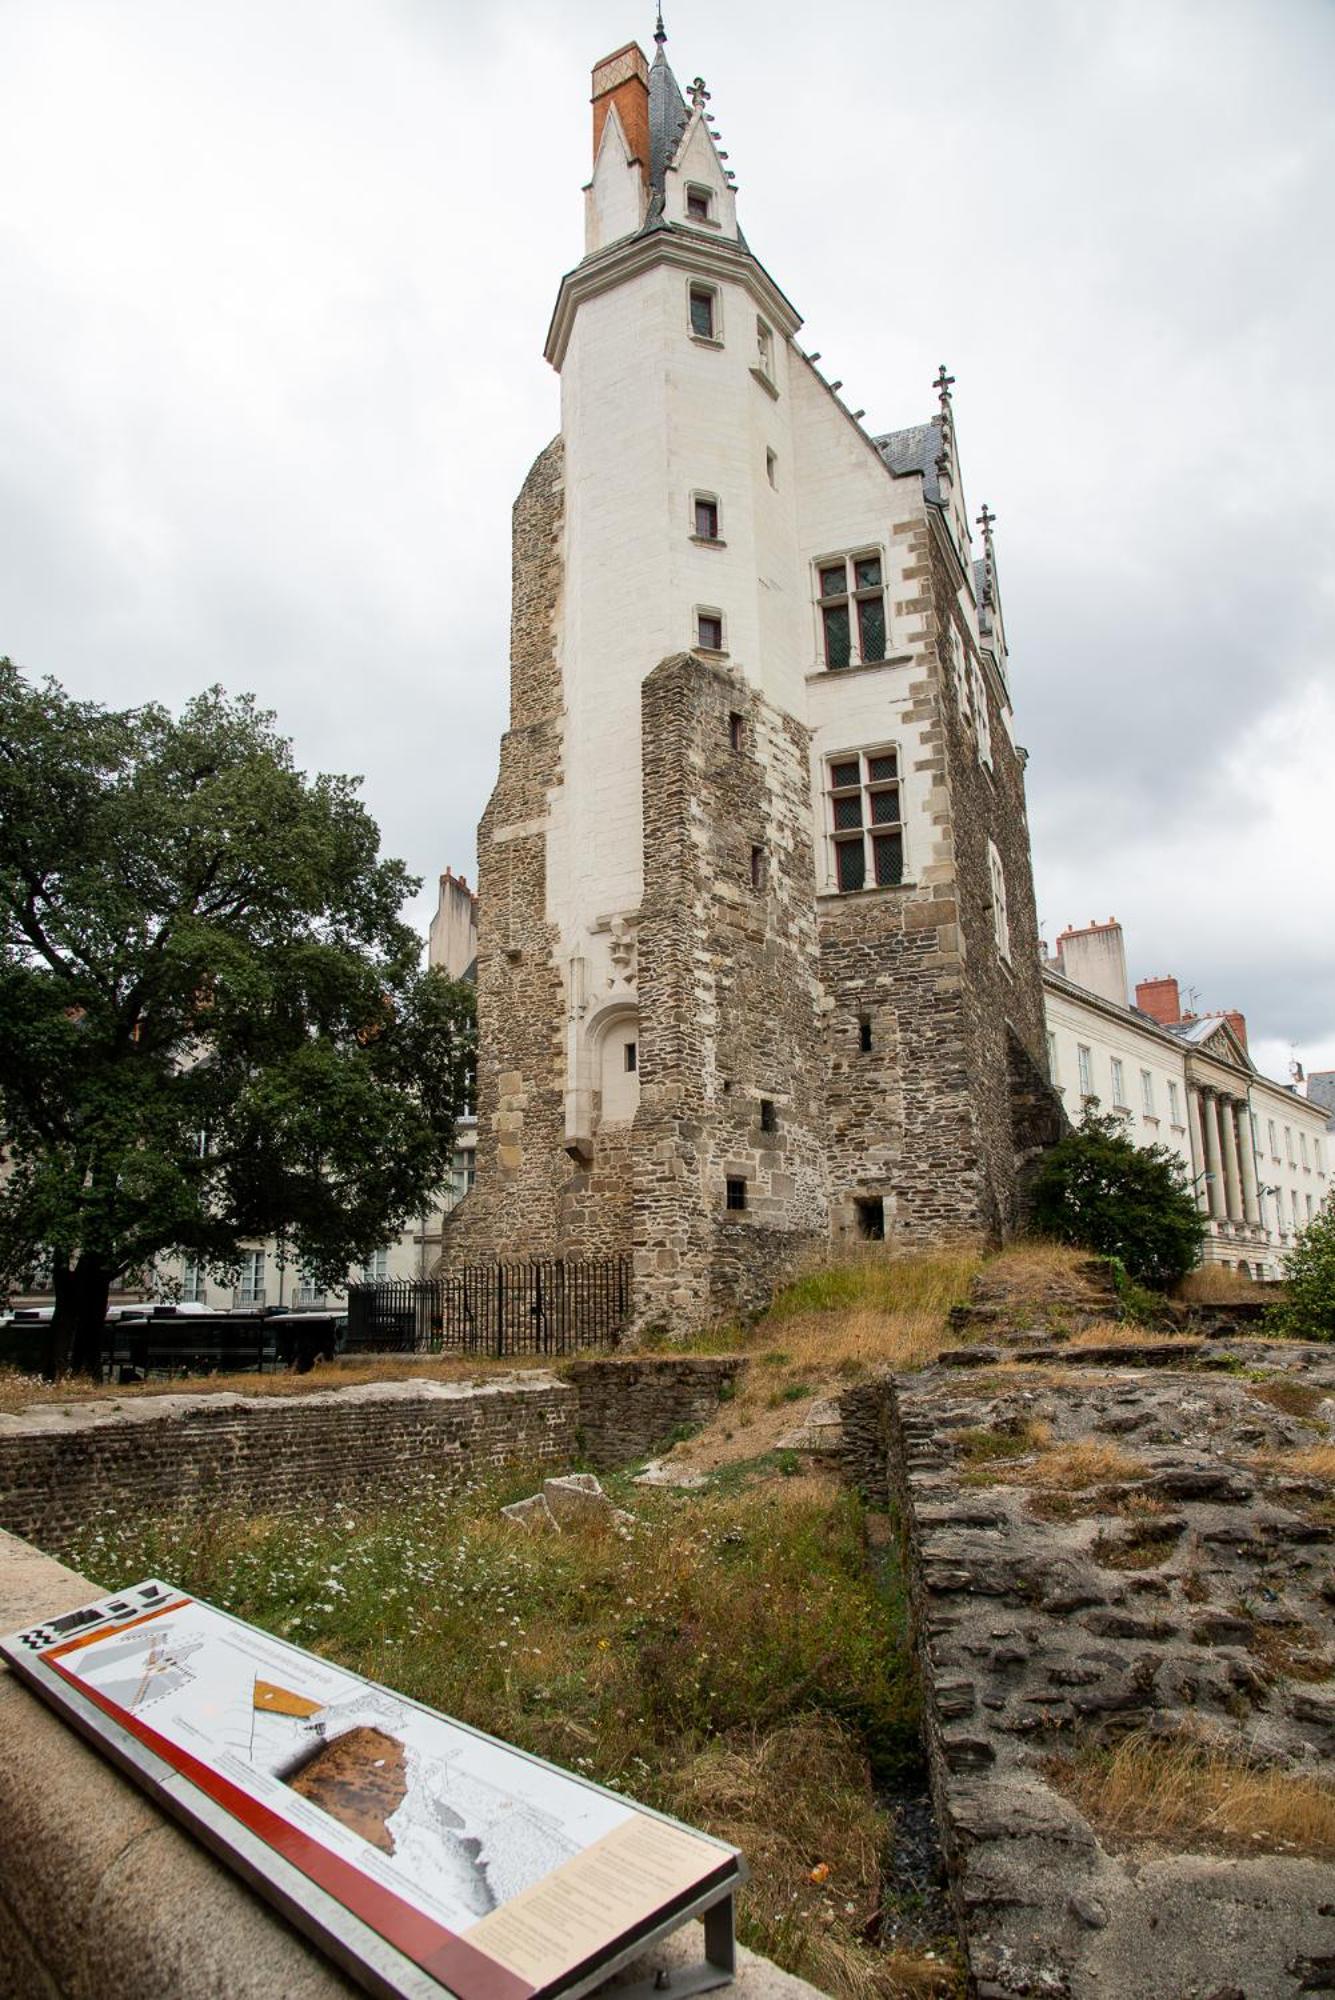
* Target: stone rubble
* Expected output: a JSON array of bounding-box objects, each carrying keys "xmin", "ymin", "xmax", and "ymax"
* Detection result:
[{"xmin": 501, "ymin": 1472, "xmax": 635, "ymax": 1534}]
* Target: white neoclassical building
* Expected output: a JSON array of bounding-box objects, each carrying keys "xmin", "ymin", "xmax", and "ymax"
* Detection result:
[{"xmin": 1044, "ymin": 921, "xmax": 1329, "ymax": 1277}]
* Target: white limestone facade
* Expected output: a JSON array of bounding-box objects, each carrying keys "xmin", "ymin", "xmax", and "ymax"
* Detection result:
[
  {"xmin": 445, "ymin": 27, "xmax": 1058, "ymax": 1322},
  {"xmin": 1044, "ymin": 926, "xmax": 1329, "ymax": 1277}
]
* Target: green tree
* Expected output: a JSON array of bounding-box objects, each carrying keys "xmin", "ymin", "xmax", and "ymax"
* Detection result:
[
  {"xmin": 1028, "ymin": 1106, "xmax": 1206, "ymax": 1288},
  {"xmin": 0, "ymin": 662, "xmax": 474, "ymax": 1376},
  {"xmin": 1269, "ymin": 1198, "xmax": 1335, "ymax": 1341}
]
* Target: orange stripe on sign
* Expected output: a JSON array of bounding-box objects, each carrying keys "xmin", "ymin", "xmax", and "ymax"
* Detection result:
[{"xmin": 46, "ymin": 1599, "xmax": 192, "ymax": 1659}]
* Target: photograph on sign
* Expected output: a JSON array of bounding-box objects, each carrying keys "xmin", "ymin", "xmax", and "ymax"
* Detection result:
[{"xmin": 4, "ymin": 1580, "xmax": 743, "ymax": 1999}]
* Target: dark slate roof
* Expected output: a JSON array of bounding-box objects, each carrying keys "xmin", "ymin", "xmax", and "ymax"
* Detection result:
[
  {"xmin": 873, "ymin": 420, "xmax": 945, "ymax": 504},
  {"xmin": 973, "ymin": 556, "xmax": 990, "ymax": 604},
  {"xmin": 649, "ymin": 49, "xmax": 689, "ymax": 192}
]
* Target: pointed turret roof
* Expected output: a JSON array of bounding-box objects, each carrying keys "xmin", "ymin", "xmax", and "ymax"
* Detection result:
[{"xmin": 648, "ymin": 41, "xmax": 689, "ymax": 194}]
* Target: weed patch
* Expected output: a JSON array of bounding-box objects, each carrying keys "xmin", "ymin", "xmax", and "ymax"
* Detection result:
[
  {"xmin": 60, "ymin": 1467, "xmax": 948, "ymax": 1995},
  {"xmin": 1047, "ymin": 1734, "xmax": 1335, "ymax": 1860}
]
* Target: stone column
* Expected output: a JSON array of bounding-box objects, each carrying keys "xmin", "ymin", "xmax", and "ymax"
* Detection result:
[
  {"xmin": 1187, "ymin": 1088, "xmax": 1209, "ymax": 1212},
  {"xmin": 1220, "ymin": 1097, "xmax": 1244, "ymax": 1223},
  {"xmin": 1238, "ymin": 1102, "xmax": 1261, "ymax": 1227},
  {"xmin": 1201, "ymin": 1090, "xmax": 1225, "ymax": 1221}
]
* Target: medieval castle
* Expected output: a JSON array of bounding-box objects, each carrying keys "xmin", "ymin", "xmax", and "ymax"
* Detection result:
[{"xmin": 444, "ymin": 23, "xmax": 1061, "ymax": 1328}]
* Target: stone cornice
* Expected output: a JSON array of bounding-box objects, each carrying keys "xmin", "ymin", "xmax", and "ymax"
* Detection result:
[{"xmin": 544, "ymin": 226, "xmax": 803, "ymax": 370}]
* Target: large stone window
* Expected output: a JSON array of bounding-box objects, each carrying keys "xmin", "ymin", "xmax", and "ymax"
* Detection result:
[
  {"xmin": 816, "ymin": 552, "xmax": 887, "ymax": 670},
  {"xmin": 826, "ymin": 749, "xmax": 903, "ymax": 892}
]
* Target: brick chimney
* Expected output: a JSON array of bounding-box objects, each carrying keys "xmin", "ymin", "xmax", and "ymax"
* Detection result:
[
  {"xmin": 1135, "ymin": 976, "xmax": 1183, "ymax": 1027},
  {"xmin": 591, "ymin": 43, "xmax": 650, "ymax": 185}
]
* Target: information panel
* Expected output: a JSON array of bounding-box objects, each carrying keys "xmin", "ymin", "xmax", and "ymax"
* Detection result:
[{"xmin": 3, "ymin": 1580, "xmax": 744, "ymax": 2000}]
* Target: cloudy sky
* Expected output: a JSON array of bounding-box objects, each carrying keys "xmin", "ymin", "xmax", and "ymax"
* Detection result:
[{"xmin": 3, "ymin": 0, "xmax": 1332, "ymax": 1086}]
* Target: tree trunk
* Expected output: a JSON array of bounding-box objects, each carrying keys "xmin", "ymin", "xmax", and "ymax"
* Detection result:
[{"xmin": 47, "ymin": 1257, "xmax": 112, "ymax": 1381}]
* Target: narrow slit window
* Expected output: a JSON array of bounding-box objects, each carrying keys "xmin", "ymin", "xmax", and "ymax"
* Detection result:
[
  {"xmin": 760, "ymin": 1099, "xmax": 777, "ymax": 1133},
  {"xmin": 750, "ymin": 845, "xmax": 765, "ymax": 891},
  {"xmin": 725, "ymin": 1177, "xmax": 747, "ymax": 1211},
  {"xmin": 859, "ymin": 1015, "xmax": 873, "ymax": 1053},
  {"xmin": 729, "ymin": 711, "xmax": 744, "ymax": 752},
  {"xmin": 765, "ymin": 448, "xmax": 777, "ymax": 488},
  {"xmin": 624, "ymin": 1042, "xmax": 638, "ymax": 1073},
  {"xmin": 756, "ymin": 317, "xmax": 774, "ymax": 378}
]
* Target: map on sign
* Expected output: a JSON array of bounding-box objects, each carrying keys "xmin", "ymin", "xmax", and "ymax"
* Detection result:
[{"xmin": 3, "ymin": 1581, "xmax": 743, "ymax": 2000}]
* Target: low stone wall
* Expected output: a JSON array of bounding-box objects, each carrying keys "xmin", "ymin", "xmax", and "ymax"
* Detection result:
[
  {"xmin": 564, "ymin": 1354, "xmax": 744, "ymax": 1467},
  {"xmin": 854, "ymin": 1341, "xmax": 1335, "ymax": 2000},
  {"xmin": 0, "ymin": 1358, "xmax": 742, "ymax": 1552}
]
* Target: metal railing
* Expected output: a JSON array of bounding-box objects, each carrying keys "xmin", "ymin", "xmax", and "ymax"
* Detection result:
[{"xmin": 345, "ymin": 1255, "xmax": 632, "ymax": 1357}]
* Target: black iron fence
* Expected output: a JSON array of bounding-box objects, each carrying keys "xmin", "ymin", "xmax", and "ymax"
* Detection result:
[{"xmin": 345, "ymin": 1256, "xmax": 632, "ymax": 1357}]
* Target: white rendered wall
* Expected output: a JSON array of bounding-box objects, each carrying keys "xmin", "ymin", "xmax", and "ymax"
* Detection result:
[
  {"xmin": 1251, "ymin": 1077, "xmax": 1331, "ymax": 1250},
  {"xmin": 1043, "ymin": 984, "xmax": 1194, "ymax": 1180}
]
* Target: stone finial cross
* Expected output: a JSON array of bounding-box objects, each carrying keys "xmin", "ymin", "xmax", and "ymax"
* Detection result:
[
  {"xmin": 977, "ymin": 503, "xmax": 996, "ymax": 542},
  {"xmin": 934, "ymin": 363, "xmax": 956, "ymax": 407},
  {"xmin": 688, "ymin": 76, "xmax": 711, "ymax": 111}
]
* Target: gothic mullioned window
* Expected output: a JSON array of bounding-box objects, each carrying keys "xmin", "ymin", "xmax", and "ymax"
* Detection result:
[
  {"xmin": 817, "ymin": 554, "xmax": 886, "ymax": 669},
  {"xmin": 827, "ymin": 750, "xmax": 903, "ymax": 893}
]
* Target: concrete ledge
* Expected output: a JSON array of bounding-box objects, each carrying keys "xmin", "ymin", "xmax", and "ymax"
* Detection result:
[{"xmin": 0, "ymin": 1529, "xmax": 821, "ymax": 2000}]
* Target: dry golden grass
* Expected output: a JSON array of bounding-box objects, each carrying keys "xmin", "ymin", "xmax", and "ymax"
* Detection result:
[
  {"xmin": 0, "ymin": 1352, "xmax": 555, "ymax": 1417},
  {"xmin": 1048, "ymin": 1734, "xmax": 1335, "ymax": 1860},
  {"xmin": 1063, "ymin": 1319, "xmax": 1197, "ymax": 1352},
  {"xmin": 974, "ymin": 1240, "xmax": 1106, "ymax": 1298},
  {"xmin": 1259, "ymin": 1443, "xmax": 1335, "ymax": 1483},
  {"xmin": 1177, "ymin": 1265, "xmax": 1279, "ymax": 1304},
  {"xmin": 1248, "ymin": 1378, "xmax": 1328, "ymax": 1421},
  {"xmin": 1001, "ymin": 1438, "xmax": 1148, "ymax": 1490},
  {"xmin": 676, "ymin": 1718, "xmax": 960, "ymax": 1999}
]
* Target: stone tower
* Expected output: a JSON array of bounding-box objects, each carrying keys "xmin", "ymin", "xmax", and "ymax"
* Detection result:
[{"xmin": 443, "ymin": 25, "xmax": 1060, "ymax": 1328}]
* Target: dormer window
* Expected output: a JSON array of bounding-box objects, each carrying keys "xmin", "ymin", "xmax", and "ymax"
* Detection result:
[
  {"xmin": 686, "ymin": 185, "xmax": 712, "ymax": 223},
  {"xmin": 688, "ymin": 284, "xmax": 719, "ymax": 341}
]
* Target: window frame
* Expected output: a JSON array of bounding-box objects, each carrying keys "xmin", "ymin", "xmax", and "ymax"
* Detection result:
[
  {"xmin": 826, "ymin": 747, "xmax": 905, "ymax": 894},
  {"xmin": 725, "ymin": 1176, "xmax": 748, "ymax": 1212},
  {"xmin": 690, "ymin": 491, "xmax": 722, "ymax": 544},
  {"xmin": 694, "ymin": 605, "xmax": 726, "ymax": 654},
  {"xmin": 237, "ymin": 1247, "xmax": 266, "ymax": 1307},
  {"xmin": 1077, "ymin": 1044, "xmax": 1093, "ymax": 1099},
  {"xmin": 684, "ymin": 183, "xmax": 715, "ymax": 225},
  {"xmin": 987, "ymin": 840, "xmax": 1011, "ymax": 962},
  {"xmin": 815, "ymin": 549, "xmax": 888, "ymax": 671},
  {"xmin": 1141, "ymin": 1069, "xmax": 1155, "ymax": 1116},
  {"xmin": 1110, "ymin": 1057, "xmax": 1126, "ymax": 1108},
  {"xmin": 687, "ymin": 280, "xmax": 721, "ymax": 344}
]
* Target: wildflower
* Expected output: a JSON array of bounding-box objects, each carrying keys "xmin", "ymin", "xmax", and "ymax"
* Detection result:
[{"xmin": 809, "ymin": 1863, "xmax": 830, "ymax": 1885}]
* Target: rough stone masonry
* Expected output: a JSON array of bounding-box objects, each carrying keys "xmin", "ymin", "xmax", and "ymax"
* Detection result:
[{"xmin": 835, "ymin": 1321, "xmax": 1335, "ymax": 2000}]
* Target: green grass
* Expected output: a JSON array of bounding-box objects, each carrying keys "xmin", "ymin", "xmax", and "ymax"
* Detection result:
[{"xmin": 61, "ymin": 1466, "xmax": 953, "ymax": 1995}]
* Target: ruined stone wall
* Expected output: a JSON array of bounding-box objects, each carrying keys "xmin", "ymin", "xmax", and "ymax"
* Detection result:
[
  {"xmin": 929, "ymin": 518, "xmax": 1056, "ymax": 1236},
  {"xmin": 817, "ymin": 511, "xmax": 988, "ymax": 1248},
  {"xmin": 0, "ymin": 1359, "xmax": 743, "ymax": 1550},
  {"xmin": 845, "ymin": 1334, "xmax": 1335, "ymax": 1999},
  {"xmin": 635, "ymin": 655, "xmax": 830, "ymax": 1327},
  {"xmin": 444, "ymin": 438, "xmax": 570, "ymax": 1263}
]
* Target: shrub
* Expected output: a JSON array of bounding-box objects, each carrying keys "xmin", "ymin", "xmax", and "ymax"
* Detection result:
[
  {"xmin": 1028, "ymin": 1108, "xmax": 1205, "ymax": 1288},
  {"xmin": 1269, "ymin": 1200, "xmax": 1335, "ymax": 1341}
]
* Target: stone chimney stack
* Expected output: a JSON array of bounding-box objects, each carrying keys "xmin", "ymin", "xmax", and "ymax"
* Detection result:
[
  {"xmin": 1135, "ymin": 975, "xmax": 1184, "ymax": 1026},
  {"xmin": 1054, "ymin": 919, "xmax": 1129, "ymax": 1008},
  {"xmin": 591, "ymin": 43, "xmax": 650, "ymax": 185}
]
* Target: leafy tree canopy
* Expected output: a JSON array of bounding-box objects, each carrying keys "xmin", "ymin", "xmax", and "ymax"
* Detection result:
[
  {"xmin": 1028, "ymin": 1106, "xmax": 1206, "ymax": 1289},
  {"xmin": 1269, "ymin": 1198, "xmax": 1335, "ymax": 1342},
  {"xmin": 0, "ymin": 662, "xmax": 473, "ymax": 1373}
]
